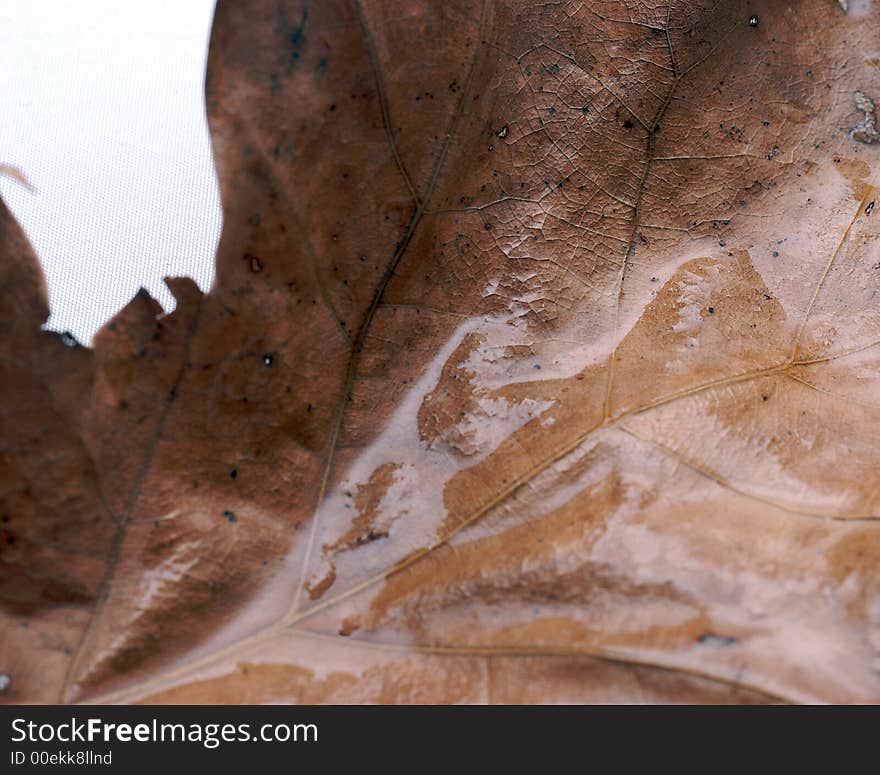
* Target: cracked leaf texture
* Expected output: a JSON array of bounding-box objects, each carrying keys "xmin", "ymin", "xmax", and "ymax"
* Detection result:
[{"xmin": 3, "ymin": 0, "xmax": 880, "ymax": 704}]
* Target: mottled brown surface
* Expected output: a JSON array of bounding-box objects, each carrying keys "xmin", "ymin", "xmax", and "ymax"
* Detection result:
[{"xmin": 2, "ymin": 0, "xmax": 880, "ymax": 704}]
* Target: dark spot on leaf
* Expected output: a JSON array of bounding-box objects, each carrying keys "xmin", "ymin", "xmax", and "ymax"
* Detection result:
[
  {"xmin": 287, "ymin": 8, "xmax": 308, "ymax": 68},
  {"xmin": 698, "ymin": 633, "xmax": 738, "ymax": 647}
]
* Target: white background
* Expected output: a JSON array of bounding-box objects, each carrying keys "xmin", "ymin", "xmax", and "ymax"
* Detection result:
[{"xmin": 0, "ymin": 0, "xmax": 221, "ymax": 344}]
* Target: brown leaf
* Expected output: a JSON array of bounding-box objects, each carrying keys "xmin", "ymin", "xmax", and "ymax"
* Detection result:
[{"xmin": 2, "ymin": 0, "xmax": 880, "ymax": 704}]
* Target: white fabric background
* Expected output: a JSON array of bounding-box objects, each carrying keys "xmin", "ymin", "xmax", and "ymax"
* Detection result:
[{"xmin": 0, "ymin": 0, "xmax": 221, "ymax": 345}]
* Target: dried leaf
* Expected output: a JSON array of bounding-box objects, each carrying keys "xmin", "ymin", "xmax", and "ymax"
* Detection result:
[{"xmin": 2, "ymin": 0, "xmax": 880, "ymax": 704}]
